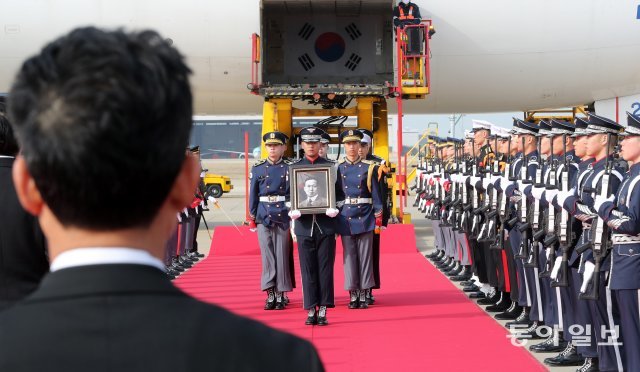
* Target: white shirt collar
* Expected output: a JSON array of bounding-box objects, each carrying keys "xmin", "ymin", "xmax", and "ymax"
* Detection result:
[{"xmin": 50, "ymin": 247, "xmax": 166, "ymax": 272}]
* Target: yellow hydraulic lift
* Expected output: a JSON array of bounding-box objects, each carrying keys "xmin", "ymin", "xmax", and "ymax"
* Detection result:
[{"xmin": 249, "ymin": 20, "xmax": 435, "ymax": 223}]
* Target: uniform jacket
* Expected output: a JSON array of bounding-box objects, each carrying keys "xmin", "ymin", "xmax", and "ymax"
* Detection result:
[
  {"xmin": 290, "ymin": 156, "xmax": 337, "ymax": 237},
  {"xmin": 597, "ymin": 162, "xmax": 640, "ymax": 289},
  {"xmin": 563, "ymin": 156, "xmax": 625, "ymax": 271},
  {"xmin": 0, "ymin": 157, "xmax": 49, "ymax": 311},
  {"xmin": 336, "ymin": 157, "xmax": 383, "ymax": 235},
  {"xmin": 0, "ymin": 264, "xmax": 323, "ymax": 371},
  {"xmin": 249, "ymin": 158, "xmax": 290, "ymax": 228}
]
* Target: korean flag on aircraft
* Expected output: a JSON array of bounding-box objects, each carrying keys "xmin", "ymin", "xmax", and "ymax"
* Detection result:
[{"xmin": 284, "ymin": 16, "xmax": 379, "ymax": 78}]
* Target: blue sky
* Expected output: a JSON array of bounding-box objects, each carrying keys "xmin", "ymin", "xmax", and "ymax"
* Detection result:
[{"xmin": 401, "ymin": 112, "xmax": 521, "ymax": 144}]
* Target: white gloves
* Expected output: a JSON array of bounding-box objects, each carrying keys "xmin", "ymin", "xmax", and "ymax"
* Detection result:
[
  {"xmin": 531, "ymin": 187, "xmax": 545, "ymax": 201},
  {"xmin": 556, "ymin": 187, "xmax": 576, "ymax": 208},
  {"xmin": 325, "ymin": 208, "xmax": 339, "ymax": 218},
  {"xmin": 594, "ymin": 194, "xmax": 615, "ymax": 213},
  {"xmin": 580, "ymin": 261, "xmax": 596, "ymax": 293},
  {"xmin": 470, "ymin": 176, "xmax": 479, "ymax": 186},
  {"xmin": 545, "ymin": 189, "xmax": 559, "ymax": 204},
  {"xmin": 207, "ymin": 196, "xmax": 217, "ymax": 204},
  {"xmin": 510, "ymin": 189, "xmax": 522, "ymax": 204},
  {"xmin": 516, "ymin": 180, "xmax": 525, "ymax": 191},
  {"xmin": 500, "ymin": 176, "xmax": 513, "ymax": 187},
  {"xmin": 288, "ymin": 210, "xmax": 302, "ymax": 220},
  {"xmin": 550, "ymin": 257, "xmax": 563, "ymax": 281}
]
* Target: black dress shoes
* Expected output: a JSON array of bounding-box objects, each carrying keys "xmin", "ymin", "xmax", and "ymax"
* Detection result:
[
  {"xmin": 543, "ymin": 344, "xmax": 584, "ymax": 366},
  {"xmin": 446, "ymin": 265, "xmax": 464, "ymax": 277},
  {"xmin": 460, "ymin": 279, "xmax": 476, "ymax": 287},
  {"xmin": 468, "ymin": 291, "xmax": 485, "ymax": 299},
  {"xmin": 463, "ymin": 284, "xmax": 480, "ymax": 292}
]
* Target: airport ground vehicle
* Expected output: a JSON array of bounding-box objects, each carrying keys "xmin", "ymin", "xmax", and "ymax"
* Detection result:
[{"xmin": 203, "ymin": 172, "xmax": 233, "ymax": 198}]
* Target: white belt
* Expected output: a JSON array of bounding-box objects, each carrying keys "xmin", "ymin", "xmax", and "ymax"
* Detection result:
[
  {"xmin": 259, "ymin": 195, "xmax": 286, "ymax": 202},
  {"xmin": 612, "ymin": 234, "xmax": 640, "ymax": 245},
  {"xmin": 342, "ymin": 197, "xmax": 373, "ymax": 205}
]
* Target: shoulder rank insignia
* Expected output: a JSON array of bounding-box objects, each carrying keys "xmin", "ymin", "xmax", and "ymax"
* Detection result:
[{"xmin": 253, "ymin": 159, "xmax": 267, "ymax": 167}]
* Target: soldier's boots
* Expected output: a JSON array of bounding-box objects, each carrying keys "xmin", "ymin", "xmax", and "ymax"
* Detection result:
[
  {"xmin": 495, "ymin": 302, "xmax": 523, "ymax": 320},
  {"xmin": 317, "ymin": 306, "xmax": 328, "ymax": 326},
  {"xmin": 366, "ymin": 289, "xmax": 375, "ymax": 305},
  {"xmin": 264, "ymin": 288, "xmax": 276, "ymax": 310},
  {"xmin": 358, "ymin": 290, "xmax": 368, "ymax": 309},
  {"xmin": 486, "ymin": 294, "xmax": 512, "ymax": 313},
  {"xmin": 529, "ymin": 331, "xmax": 567, "ymax": 353},
  {"xmin": 275, "ymin": 291, "xmax": 285, "ymax": 310},
  {"xmin": 349, "ymin": 290, "xmax": 359, "ymax": 309},
  {"xmin": 543, "ymin": 343, "xmax": 585, "ymax": 366},
  {"xmin": 576, "ymin": 357, "xmax": 598, "ymax": 372},
  {"xmin": 305, "ymin": 307, "xmax": 317, "ymax": 325},
  {"xmin": 515, "ymin": 321, "xmax": 544, "ymax": 340},
  {"xmin": 505, "ymin": 307, "xmax": 531, "ymax": 328},
  {"xmin": 477, "ymin": 290, "xmax": 500, "ymax": 305}
]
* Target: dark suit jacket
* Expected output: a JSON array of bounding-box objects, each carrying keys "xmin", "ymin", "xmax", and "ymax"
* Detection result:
[
  {"xmin": 0, "ymin": 157, "xmax": 49, "ymax": 310},
  {"xmin": 0, "ymin": 264, "xmax": 324, "ymax": 372}
]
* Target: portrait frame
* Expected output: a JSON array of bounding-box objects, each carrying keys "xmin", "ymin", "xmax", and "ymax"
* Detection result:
[{"xmin": 290, "ymin": 163, "xmax": 335, "ymax": 215}]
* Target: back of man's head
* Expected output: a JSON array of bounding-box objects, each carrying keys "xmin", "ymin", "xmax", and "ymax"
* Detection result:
[
  {"xmin": 0, "ymin": 96, "xmax": 19, "ymax": 156},
  {"xmin": 8, "ymin": 27, "xmax": 192, "ymax": 230}
]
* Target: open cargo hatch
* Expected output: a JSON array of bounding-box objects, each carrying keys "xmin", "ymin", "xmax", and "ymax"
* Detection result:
[{"xmin": 260, "ymin": 0, "xmax": 395, "ymax": 97}]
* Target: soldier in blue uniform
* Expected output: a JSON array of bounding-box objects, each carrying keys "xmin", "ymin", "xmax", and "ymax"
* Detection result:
[
  {"xmin": 336, "ymin": 129, "xmax": 383, "ymax": 309},
  {"xmin": 543, "ymin": 116, "xmax": 595, "ymax": 367},
  {"xmin": 248, "ymin": 131, "xmax": 293, "ymax": 310},
  {"xmin": 358, "ymin": 128, "xmax": 390, "ymax": 304},
  {"xmin": 594, "ymin": 112, "xmax": 640, "ymax": 371},
  {"xmin": 555, "ymin": 113, "xmax": 626, "ymax": 371},
  {"xmin": 289, "ymin": 127, "xmax": 339, "ymax": 326}
]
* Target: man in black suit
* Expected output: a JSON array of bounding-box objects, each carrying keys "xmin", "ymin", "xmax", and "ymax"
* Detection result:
[
  {"xmin": 0, "ymin": 96, "xmax": 49, "ymax": 311},
  {"xmin": 0, "ymin": 27, "xmax": 323, "ymax": 371}
]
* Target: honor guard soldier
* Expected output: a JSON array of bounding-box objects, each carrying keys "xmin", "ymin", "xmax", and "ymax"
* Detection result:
[
  {"xmin": 594, "ymin": 112, "xmax": 640, "ymax": 371},
  {"xmin": 336, "ymin": 129, "xmax": 384, "ymax": 309},
  {"xmin": 248, "ymin": 131, "xmax": 293, "ymax": 311},
  {"xmin": 554, "ymin": 113, "xmax": 626, "ymax": 371},
  {"xmin": 358, "ymin": 129, "xmax": 391, "ymax": 304},
  {"xmin": 319, "ymin": 131, "xmax": 331, "ymax": 159},
  {"xmin": 289, "ymin": 127, "xmax": 339, "ymax": 326}
]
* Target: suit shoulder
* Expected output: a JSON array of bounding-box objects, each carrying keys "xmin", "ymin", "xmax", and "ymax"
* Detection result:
[
  {"xmin": 361, "ymin": 159, "xmax": 375, "ymax": 165},
  {"xmin": 337, "ymin": 158, "xmax": 346, "ymax": 164},
  {"xmin": 253, "ymin": 159, "xmax": 267, "ymax": 167},
  {"xmin": 284, "ymin": 158, "xmax": 300, "ymax": 165}
]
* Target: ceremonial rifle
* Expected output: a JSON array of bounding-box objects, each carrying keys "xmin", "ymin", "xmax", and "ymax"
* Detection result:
[
  {"xmin": 551, "ymin": 134, "xmax": 572, "ymax": 287},
  {"xmin": 577, "ymin": 134, "xmax": 615, "ymax": 300}
]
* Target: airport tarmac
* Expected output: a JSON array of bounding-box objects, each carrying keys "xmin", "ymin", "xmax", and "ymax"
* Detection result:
[{"xmin": 193, "ymin": 158, "xmax": 575, "ymax": 371}]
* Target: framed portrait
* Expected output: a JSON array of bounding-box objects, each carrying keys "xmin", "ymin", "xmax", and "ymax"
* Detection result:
[{"xmin": 290, "ymin": 163, "xmax": 335, "ymax": 215}]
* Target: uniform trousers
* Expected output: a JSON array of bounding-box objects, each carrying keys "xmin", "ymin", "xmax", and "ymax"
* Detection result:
[
  {"xmin": 503, "ymin": 233, "xmax": 519, "ymax": 301},
  {"xmin": 454, "ymin": 231, "xmax": 471, "ymax": 266},
  {"xmin": 342, "ymin": 232, "xmax": 375, "ymax": 291},
  {"xmin": 509, "ymin": 227, "xmax": 531, "ymax": 307},
  {"xmin": 257, "ymin": 224, "xmax": 293, "ymax": 292},
  {"xmin": 585, "ymin": 273, "xmax": 623, "ymax": 372},
  {"xmin": 432, "ymin": 219, "xmax": 443, "ymax": 252},
  {"xmin": 525, "ymin": 241, "xmax": 546, "ymax": 322},
  {"xmin": 614, "ymin": 289, "xmax": 640, "ymax": 371},
  {"xmin": 297, "ymin": 232, "xmax": 336, "ymax": 309},
  {"xmin": 572, "ymin": 267, "xmax": 598, "ymax": 358},
  {"xmin": 471, "ymin": 238, "xmax": 488, "ymax": 284}
]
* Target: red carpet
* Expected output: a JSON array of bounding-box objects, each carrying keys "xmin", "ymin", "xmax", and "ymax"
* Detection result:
[{"xmin": 175, "ymin": 225, "xmax": 545, "ymax": 371}]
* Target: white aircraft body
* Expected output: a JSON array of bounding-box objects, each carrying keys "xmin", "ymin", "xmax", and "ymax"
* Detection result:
[{"xmin": 2, "ymin": 0, "xmax": 640, "ymax": 116}]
